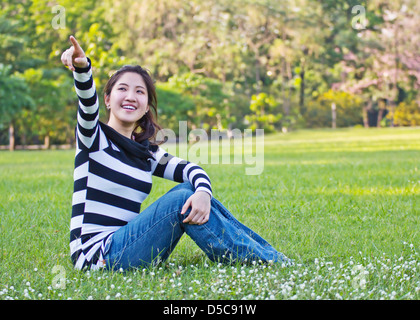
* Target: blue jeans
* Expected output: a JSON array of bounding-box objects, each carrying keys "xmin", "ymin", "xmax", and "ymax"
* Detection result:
[{"xmin": 104, "ymin": 182, "xmax": 292, "ymax": 270}]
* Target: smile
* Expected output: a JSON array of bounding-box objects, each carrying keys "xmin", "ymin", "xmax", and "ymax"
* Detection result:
[{"xmin": 122, "ymin": 104, "xmax": 137, "ymax": 111}]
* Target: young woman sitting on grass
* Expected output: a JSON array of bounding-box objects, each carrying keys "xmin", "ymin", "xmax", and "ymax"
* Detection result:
[{"xmin": 61, "ymin": 36, "xmax": 292, "ymax": 270}]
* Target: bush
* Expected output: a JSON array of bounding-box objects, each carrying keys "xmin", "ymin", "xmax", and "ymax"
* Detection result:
[
  {"xmin": 305, "ymin": 90, "xmax": 363, "ymax": 128},
  {"xmin": 245, "ymin": 93, "xmax": 282, "ymax": 133},
  {"xmin": 390, "ymin": 101, "xmax": 420, "ymax": 126}
]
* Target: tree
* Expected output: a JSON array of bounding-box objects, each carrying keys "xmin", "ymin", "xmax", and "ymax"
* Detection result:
[
  {"xmin": 245, "ymin": 92, "xmax": 282, "ymax": 132},
  {"xmin": 331, "ymin": 0, "xmax": 420, "ymax": 127},
  {"xmin": 16, "ymin": 68, "xmax": 74, "ymax": 148},
  {"xmin": 0, "ymin": 8, "xmax": 35, "ymax": 150},
  {"xmin": 155, "ymin": 84, "xmax": 196, "ymax": 133},
  {"xmin": 164, "ymin": 72, "xmax": 233, "ymax": 131},
  {"xmin": 1, "ymin": 0, "xmax": 420, "ymax": 146},
  {"xmin": 0, "ymin": 65, "xmax": 34, "ymax": 150}
]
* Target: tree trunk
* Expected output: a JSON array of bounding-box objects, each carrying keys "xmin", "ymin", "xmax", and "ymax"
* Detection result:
[
  {"xmin": 281, "ymin": 59, "xmax": 292, "ymax": 116},
  {"xmin": 389, "ymin": 101, "xmax": 395, "ymax": 127},
  {"xmin": 377, "ymin": 99, "xmax": 384, "ymax": 127},
  {"xmin": 331, "ymin": 103, "xmax": 337, "ymax": 129},
  {"xmin": 299, "ymin": 58, "xmax": 306, "ymax": 116},
  {"xmin": 392, "ymin": 24, "xmax": 399, "ymax": 128},
  {"xmin": 377, "ymin": 108, "xmax": 384, "ymax": 127},
  {"xmin": 44, "ymin": 135, "xmax": 50, "ymax": 149},
  {"xmin": 255, "ymin": 55, "xmax": 261, "ymax": 94},
  {"xmin": 363, "ymin": 100, "xmax": 372, "ymax": 128},
  {"xmin": 9, "ymin": 122, "xmax": 15, "ymax": 152}
]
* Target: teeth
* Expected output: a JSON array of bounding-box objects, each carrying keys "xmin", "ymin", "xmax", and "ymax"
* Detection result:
[{"xmin": 122, "ymin": 105, "xmax": 136, "ymax": 110}]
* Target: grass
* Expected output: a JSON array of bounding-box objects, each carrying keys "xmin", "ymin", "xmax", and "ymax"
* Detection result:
[{"xmin": 0, "ymin": 126, "xmax": 419, "ymax": 300}]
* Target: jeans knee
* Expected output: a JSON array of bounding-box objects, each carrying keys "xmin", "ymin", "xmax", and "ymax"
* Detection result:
[
  {"xmin": 167, "ymin": 182, "xmax": 195, "ymax": 203},
  {"xmin": 174, "ymin": 182, "xmax": 195, "ymax": 191}
]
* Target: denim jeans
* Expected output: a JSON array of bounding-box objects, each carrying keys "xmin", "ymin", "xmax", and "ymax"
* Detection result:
[{"xmin": 104, "ymin": 182, "xmax": 292, "ymax": 270}]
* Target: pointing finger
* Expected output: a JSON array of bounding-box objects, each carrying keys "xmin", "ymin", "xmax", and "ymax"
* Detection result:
[
  {"xmin": 69, "ymin": 35, "xmax": 78, "ymax": 47},
  {"xmin": 69, "ymin": 35, "xmax": 82, "ymax": 52}
]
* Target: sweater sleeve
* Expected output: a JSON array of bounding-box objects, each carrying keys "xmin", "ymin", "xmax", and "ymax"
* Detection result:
[
  {"xmin": 150, "ymin": 147, "xmax": 212, "ymax": 198},
  {"xmin": 73, "ymin": 58, "xmax": 100, "ymax": 150}
]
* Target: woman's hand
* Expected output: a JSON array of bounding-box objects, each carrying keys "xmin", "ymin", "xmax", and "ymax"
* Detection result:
[
  {"xmin": 181, "ymin": 191, "xmax": 211, "ymax": 225},
  {"xmin": 61, "ymin": 35, "xmax": 88, "ymax": 71}
]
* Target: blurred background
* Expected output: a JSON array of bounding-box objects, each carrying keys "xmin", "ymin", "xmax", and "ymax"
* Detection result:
[{"xmin": 1, "ymin": 0, "xmax": 419, "ymax": 150}]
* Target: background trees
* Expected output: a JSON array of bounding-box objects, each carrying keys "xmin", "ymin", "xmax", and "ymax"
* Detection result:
[{"xmin": 1, "ymin": 0, "xmax": 419, "ymax": 148}]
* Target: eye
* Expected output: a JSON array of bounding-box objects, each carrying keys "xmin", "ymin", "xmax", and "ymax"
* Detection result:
[
  {"xmin": 137, "ymin": 90, "xmax": 145, "ymax": 94},
  {"xmin": 118, "ymin": 87, "xmax": 126, "ymax": 91}
]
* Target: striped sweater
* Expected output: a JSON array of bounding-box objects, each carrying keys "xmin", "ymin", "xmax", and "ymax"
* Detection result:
[{"xmin": 69, "ymin": 59, "xmax": 212, "ymax": 270}]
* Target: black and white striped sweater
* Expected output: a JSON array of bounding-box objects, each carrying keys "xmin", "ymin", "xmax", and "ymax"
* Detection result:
[{"xmin": 69, "ymin": 60, "xmax": 212, "ymax": 270}]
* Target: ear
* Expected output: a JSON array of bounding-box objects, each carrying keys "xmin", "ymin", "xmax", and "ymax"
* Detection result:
[{"xmin": 104, "ymin": 94, "xmax": 110, "ymax": 108}]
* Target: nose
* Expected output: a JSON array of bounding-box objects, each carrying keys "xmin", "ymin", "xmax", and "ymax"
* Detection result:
[{"xmin": 125, "ymin": 89, "xmax": 136, "ymax": 101}]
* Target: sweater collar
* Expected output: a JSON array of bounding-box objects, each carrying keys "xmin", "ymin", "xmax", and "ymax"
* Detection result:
[{"xmin": 99, "ymin": 121, "xmax": 155, "ymax": 161}]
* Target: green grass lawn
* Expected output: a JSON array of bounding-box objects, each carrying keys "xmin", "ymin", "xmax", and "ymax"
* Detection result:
[{"xmin": 1, "ymin": 127, "xmax": 419, "ymax": 300}]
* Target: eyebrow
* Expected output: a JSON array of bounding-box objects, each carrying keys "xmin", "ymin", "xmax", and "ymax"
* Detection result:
[{"xmin": 118, "ymin": 82, "xmax": 146, "ymax": 89}]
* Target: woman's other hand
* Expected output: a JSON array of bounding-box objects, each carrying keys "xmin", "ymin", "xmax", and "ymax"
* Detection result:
[{"xmin": 181, "ymin": 191, "xmax": 211, "ymax": 225}]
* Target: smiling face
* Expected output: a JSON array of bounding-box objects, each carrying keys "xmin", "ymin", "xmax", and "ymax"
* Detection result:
[{"xmin": 104, "ymin": 72, "xmax": 150, "ymax": 137}]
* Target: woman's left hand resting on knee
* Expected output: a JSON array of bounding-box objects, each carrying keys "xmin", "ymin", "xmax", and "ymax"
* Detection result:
[{"xmin": 181, "ymin": 191, "xmax": 211, "ymax": 225}]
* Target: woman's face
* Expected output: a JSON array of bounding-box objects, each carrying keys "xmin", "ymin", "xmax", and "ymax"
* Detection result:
[{"xmin": 105, "ymin": 72, "xmax": 150, "ymax": 130}]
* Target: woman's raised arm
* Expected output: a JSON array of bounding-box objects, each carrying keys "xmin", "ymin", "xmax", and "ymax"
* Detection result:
[{"xmin": 62, "ymin": 36, "xmax": 99, "ymax": 150}]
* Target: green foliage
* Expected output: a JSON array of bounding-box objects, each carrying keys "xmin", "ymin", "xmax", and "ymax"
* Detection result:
[
  {"xmin": 15, "ymin": 68, "xmax": 75, "ymax": 145},
  {"xmin": 163, "ymin": 72, "xmax": 233, "ymax": 131},
  {"xmin": 390, "ymin": 101, "xmax": 420, "ymax": 127},
  {"xmin": 156, "ymin": 84, "xmax": 196, "ymax": 132},
  {"xmin": 305, "ymin": 90, "xmax": 363, "ymax": 128},
  {"xmin": 1, "ymin": 0, "xmax": 420, "ymax": 146},
  {"xmin": 0, "ymin": 14, "xmax": 25, "ymax": 71},
  {"xmin": 245, "ymin": 93, "xmax": 282, "ymax": 132},
  {"xmin": 0, "ymin": 9, "xmax": 35, "ymax": 129},
  {"xmin": 0, "ymin": 65, "xmax": 34, "ymax": 125}
]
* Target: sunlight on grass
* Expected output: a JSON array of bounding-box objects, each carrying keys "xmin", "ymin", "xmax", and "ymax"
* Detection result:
[{"xmin": 1, "ymin": 127, "xmax": 419, "ymax": 300}]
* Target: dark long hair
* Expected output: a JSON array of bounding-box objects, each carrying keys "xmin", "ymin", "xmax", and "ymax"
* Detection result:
[{"xmin": 104, "ymin": 65, "xmax": 162, "ymax": 144}]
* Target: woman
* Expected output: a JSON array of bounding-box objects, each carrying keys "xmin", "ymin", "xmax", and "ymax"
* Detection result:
[{"xmin": 62, "ymin": 36, "xmax": 292, "ymax": 271}]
